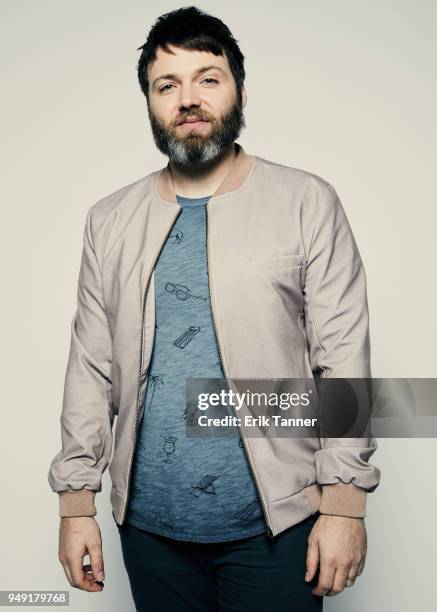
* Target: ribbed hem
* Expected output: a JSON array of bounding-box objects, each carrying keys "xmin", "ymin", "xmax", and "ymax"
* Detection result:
[
  {"xmin": 58, "ymin": 489, "xmax": 97, "ymax": 518},
  {"xmin": 319, "ymin": 483, "xmax": 367, "ymax": 518}
]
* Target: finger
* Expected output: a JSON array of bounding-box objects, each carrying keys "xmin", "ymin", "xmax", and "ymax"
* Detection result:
[
  {"xmin": 305, "ymin": 537, "xmax": 319, "ymax": 582},
  {"xmin": 312, "ymin": 557, "xmax": 336, "ymax": 597},
  {"xmin": 346, "ymin": 562, "xmax": 360, "ymax": 585},
  {"xmin": 88, "ymin": 543, "xmax": 105, "ymax": 582},
  {"xmin": 69, "ymin": 555, "xmax": 92, "ymax": 591},
  {"xmin": 83, "ymin": 564, "xmax": 97, "ymax": 583},
  {"xmin": 70, "ymin": 555, "xmax": 103, "ymax": 592},
  {"xmin": 357, "ymin": 557, "xmax": 366, "ymax": 576},
  {"xmin": 326, "ymin": 566, "xmax": 349, "ymax": 596}
]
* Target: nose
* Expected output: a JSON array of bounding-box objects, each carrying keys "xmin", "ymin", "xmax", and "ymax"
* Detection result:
[{"xmin": 178, "ymin": 82, "xmax": 201, "ymax": 111}]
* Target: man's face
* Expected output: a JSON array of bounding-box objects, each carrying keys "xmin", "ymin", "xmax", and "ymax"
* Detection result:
[{"xmin": 146, "ymin": 44, "xmax": 247, "ymax": 166}]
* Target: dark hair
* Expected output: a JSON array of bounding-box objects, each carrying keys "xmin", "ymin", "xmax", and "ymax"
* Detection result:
[{"xmin": 136, "ymin": 6, "xmax": 245, "ymax": 100}]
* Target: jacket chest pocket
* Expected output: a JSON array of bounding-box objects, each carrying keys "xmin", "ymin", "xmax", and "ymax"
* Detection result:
[{"xmin": 246, "ymin": 254, "xmax": 305, "ymax": 312}]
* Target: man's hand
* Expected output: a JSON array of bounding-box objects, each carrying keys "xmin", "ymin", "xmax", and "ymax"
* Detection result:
[
  {"xmin": 58, "ymin": 517, "xmax": 105, "ymax": 592},
  {"xmin": 305, "ymin": 515, "xmax": 367, "ymax": 597}
]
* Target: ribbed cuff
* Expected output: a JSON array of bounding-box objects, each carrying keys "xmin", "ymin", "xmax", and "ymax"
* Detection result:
[
  {"xmin": 319, "ymin": 483, "xmax": 367, "ymax": 518},
  {"xmin": 58, "ymin": 489, "xmax": 97, "ymax": 518}
]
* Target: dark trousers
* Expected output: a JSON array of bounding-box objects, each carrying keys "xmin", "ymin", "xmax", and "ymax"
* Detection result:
[{"xmin": 116, "ymin": 513, "xmax": 323, "ymax": 612}]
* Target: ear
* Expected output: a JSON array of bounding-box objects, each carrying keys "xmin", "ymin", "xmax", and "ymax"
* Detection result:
[{"xmin": 241, "ymin": 83, "xmax": 247, "ymax": 108}]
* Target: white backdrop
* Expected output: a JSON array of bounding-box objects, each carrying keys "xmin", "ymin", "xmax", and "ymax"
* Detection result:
[{"xmin": 1, "ymin": 1, "xmax": 436, "ymax": 610}]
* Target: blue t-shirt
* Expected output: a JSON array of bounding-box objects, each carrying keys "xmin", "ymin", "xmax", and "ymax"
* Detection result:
[{"xmin": 125, "ymin": 194, "xmax": 266, "ymax": 542}]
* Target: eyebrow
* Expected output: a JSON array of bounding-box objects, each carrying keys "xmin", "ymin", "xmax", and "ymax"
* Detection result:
[{"xmin": 152, "ymin": 65, "xmax": 226, "ymax": 89}]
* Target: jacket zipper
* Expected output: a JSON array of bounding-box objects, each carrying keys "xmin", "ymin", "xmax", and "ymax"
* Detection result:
[
  {"xmin": 205, "ymin": 203, "xmax": 275, "ymax": 540},
  {"xmin": 120, "ymin": 206, "xmax": 182, "ymax": 523}
]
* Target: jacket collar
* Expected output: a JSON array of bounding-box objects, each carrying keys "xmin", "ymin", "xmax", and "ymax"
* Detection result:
[{"xmin": 155, "ymin": 142, "xmax": 257, "ymax": 204}]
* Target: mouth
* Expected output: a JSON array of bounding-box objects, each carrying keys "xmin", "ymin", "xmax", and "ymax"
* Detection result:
[{"xmin": 176, "ymin": 117, "xmax": 211, "ymax": 129}]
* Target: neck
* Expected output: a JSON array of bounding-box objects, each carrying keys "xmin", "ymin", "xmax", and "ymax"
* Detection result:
[{"xmin": 168, "ymin": 143, "xmax": 237, "ymax": 198}]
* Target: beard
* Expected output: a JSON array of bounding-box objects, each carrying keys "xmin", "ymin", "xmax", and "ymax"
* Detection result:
[{"xmin": 147, "ymin": 92, "xmax": 246, "ymax": 166}]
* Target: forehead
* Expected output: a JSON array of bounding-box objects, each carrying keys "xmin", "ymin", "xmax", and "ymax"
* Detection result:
[{"xmin": 147, "ymin": 44, "xmax": 231, "ymax": 80}]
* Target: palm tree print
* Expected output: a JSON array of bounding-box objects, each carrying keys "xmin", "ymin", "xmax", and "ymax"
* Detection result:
[{"xmin": 145, "ymin": 373, "xmax": 164, "ymax": 413}]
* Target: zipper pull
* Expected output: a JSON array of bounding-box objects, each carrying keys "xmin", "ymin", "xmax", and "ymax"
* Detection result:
[{"xmin": 265, "ymin": 526, "xmax": 274, "ymax": 540}]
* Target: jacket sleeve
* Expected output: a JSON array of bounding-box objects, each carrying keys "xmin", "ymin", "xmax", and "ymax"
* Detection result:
[
  {"xmin": 303, "ymin": 181, "xmax": 380, "ymax": 518},
  {"xmin": 47, "ymin": 206, "xmax": 114, "ymax": 518}
]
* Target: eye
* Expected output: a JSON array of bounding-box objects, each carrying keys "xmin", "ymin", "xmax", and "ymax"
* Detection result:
[
  {"xmin": 159, "ymin": 83, "xmax": 174, "ymax": 93},
  {"xmin": 201, "ymin": 78, "xmax": 219, "ymax": 86}
]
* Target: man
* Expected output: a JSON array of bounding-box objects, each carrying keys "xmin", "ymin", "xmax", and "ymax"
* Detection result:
[{"xmin": 48, "ymin": 6, "xmax": 380, "ymax": 611}]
